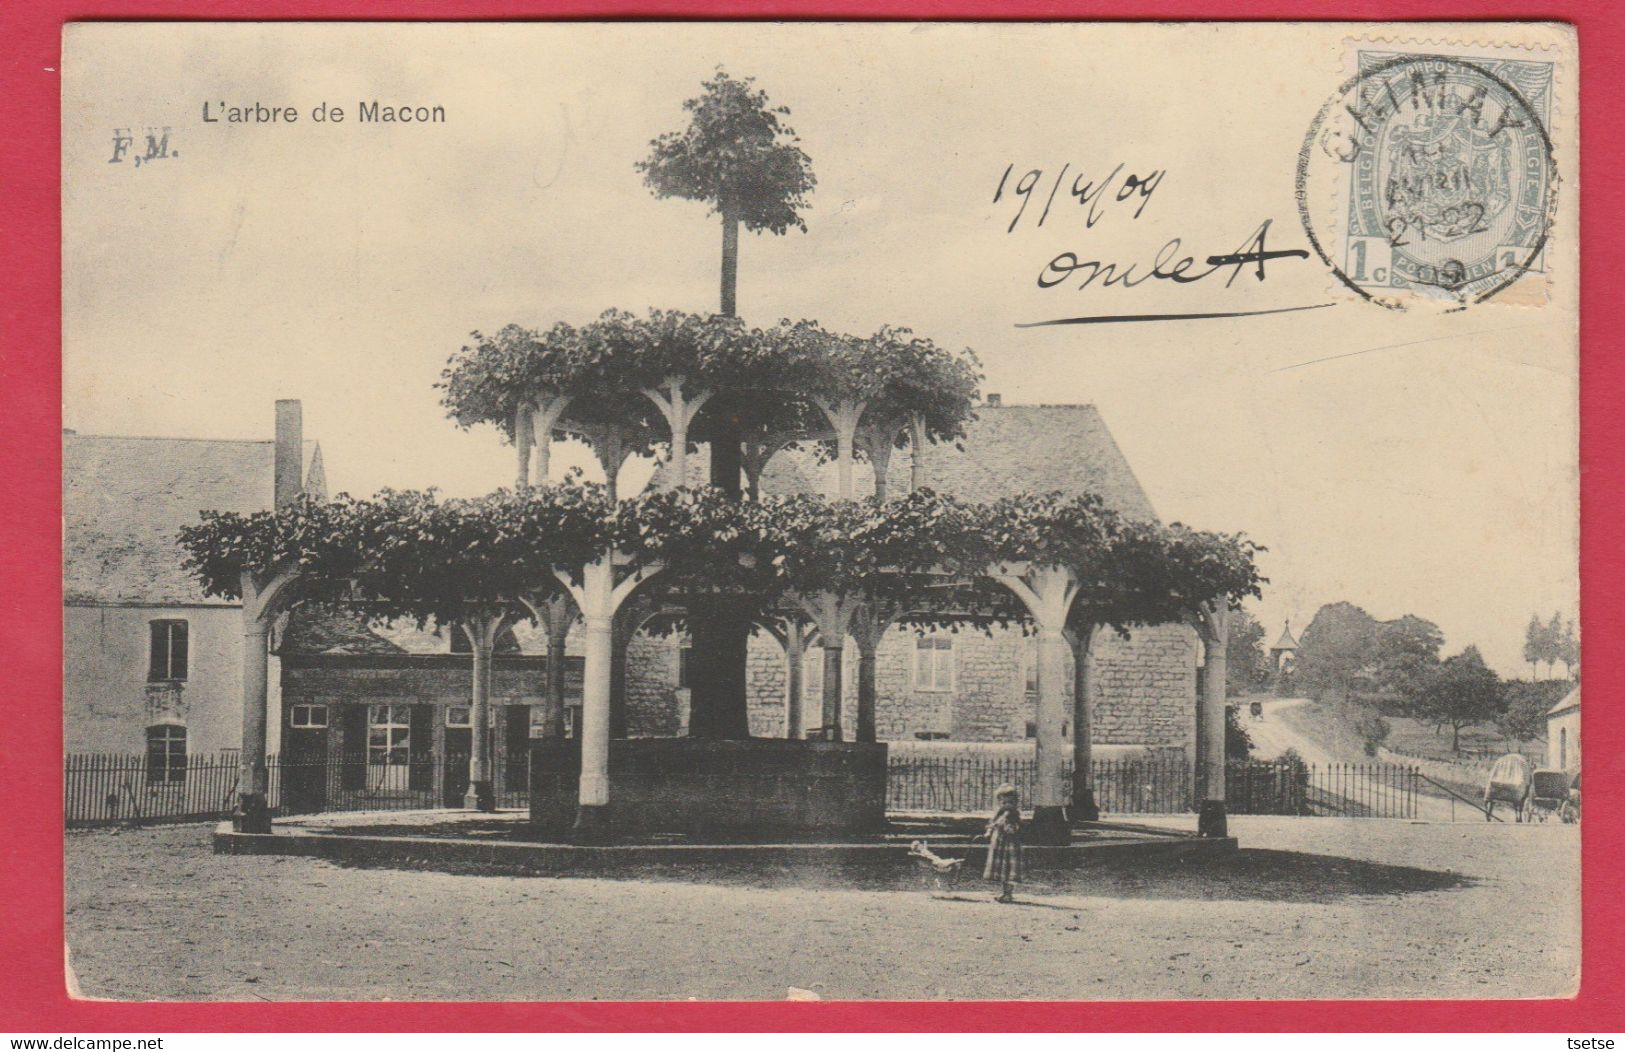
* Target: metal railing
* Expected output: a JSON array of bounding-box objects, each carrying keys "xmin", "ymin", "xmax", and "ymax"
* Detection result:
[
  {"xmin": 65, "ymin": 750, "xmax": 532, "ymax": 827},
  {"xmin": 68, "ymin": 750, "xmax": 1423, "ymax": 826},
  {"xmin": 1229, "ymin": 761, "xmax": 1422, "ymax": 819}
]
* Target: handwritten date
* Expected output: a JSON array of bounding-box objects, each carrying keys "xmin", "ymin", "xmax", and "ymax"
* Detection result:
[{"xmin": 995, "ymin": 162, "xmax": 1165, "ymax": 233}]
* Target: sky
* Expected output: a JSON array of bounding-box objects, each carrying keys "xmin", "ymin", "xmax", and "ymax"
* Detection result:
[{"xmin": 62, "ymin": 22, "xmax": 1579, "ymax": 676}]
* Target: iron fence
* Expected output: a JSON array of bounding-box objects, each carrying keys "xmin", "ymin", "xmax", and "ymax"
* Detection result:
[
  {"xmin": 66, "ymin": 751, "xmax": 245, "ymax": 826},
  {"xmin": 1228, "ymin": 760, "xmax": 1421, "ymax": 819},
  {"xmin": 66, "ymin": 750, "xmax": 532, "ymax": 826},
  {"xmin": 68, "ymin": 749, "xmax": 1422, "ymax": 826},
  {"xmin": 885, "ymin": 752, "xmax": 1192, "ymax": 815}
]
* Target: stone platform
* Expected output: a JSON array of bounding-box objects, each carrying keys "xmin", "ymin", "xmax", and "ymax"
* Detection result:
[{"xmin": 213, "ymin": 810, "xmax": 1236, "ymax": 875}]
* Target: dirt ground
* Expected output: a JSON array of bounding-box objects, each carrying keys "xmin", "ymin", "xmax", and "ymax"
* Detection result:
[{"xmin": 64, "ymin": 816, "xmax": 1579, "ymax": 1002}]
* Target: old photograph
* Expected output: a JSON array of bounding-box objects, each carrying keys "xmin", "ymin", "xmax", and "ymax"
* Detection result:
[{"xmin": 61, "ymin": 21, "xmax": 1579, "ymax": 1001}]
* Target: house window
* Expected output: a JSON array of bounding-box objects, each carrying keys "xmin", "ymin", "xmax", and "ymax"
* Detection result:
[
  {"xmin": 1023, "ymin": 638, "xmax": 1039, "ymax": 695},
  {"xmin": 1560, "ymin": 727, "xmax": 1568, "ymax": 769},
  {"xmin": 290, "ymin": 704, "xmax": 328, "ymax": 729},
  {"xmin": 913, "ymin": 635, "xmax": 954, "ymax": 691},
  {"xmin": 367, "ymin": 704, "xmax": 412, "ymax": 766},
  {"xmin": 563, "ymin": 706, "xmax": 578, "ymax": 740},
  {"xmin": 529, "ymin": 706, "xmax": 548, "ymax": 738},
  {"xmin": 147, "ymin": 620, "xmax": 188, "ymax": 682},
  {"xmin": 445, "ymin": 706, "xmax": 472, "ymax": 728},
  {"xmin": 677, "ymin": 645, "xmax": 692, "ymax": 690},
  {"xmin": 145, "ymin": 724, "xmax": 186, "ymax": 784}
]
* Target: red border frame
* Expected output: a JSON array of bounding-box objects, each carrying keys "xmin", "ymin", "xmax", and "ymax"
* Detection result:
[{"xmin": 3, "ymin": 0, "xmax": 1621, "ymax": 1032}]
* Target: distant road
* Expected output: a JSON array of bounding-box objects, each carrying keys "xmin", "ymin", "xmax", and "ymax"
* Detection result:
[{"xmin": 1238, "ymin": 697, "xmax": 1470, "ymax": 823}]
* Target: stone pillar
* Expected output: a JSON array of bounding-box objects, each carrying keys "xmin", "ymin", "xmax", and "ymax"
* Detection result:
[
  {"xmin": 1030, "ymin": 625, "xmax": 1071, "ymax": 844},
  {"xmin": 1069, "ymin": 625, "xmax": 1100, "ymax": 823},
  {"xmin": 1198, "ymin": 607, "xmax": 1229, "ymax": 838},
  {"xmin": 234, "ymin": 616, "xmax": 272, "ymax": 833}
]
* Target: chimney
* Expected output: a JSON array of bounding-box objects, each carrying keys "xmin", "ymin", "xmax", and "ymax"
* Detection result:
[
  {"xmin": 985, "ymin": 393, "xmax": 1002, "ymax": 407},
  {"xmin": 274, "ymin": 399, "xmax": 303, "ymax": 509}
]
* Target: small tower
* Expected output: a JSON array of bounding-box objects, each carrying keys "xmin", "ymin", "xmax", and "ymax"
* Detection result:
[{"xmin": 1269, "ymin": 620, "xmax": 1300, "ymax": 673}]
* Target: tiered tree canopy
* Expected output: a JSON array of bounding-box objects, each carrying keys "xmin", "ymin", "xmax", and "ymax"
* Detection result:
[
  {"xmin": 181, "ymin": 484, "xmax": 1262, "ymax": 641},
  {"xmin": 436, "ymin": 310, "xmax": 982, "ymax": 498}
]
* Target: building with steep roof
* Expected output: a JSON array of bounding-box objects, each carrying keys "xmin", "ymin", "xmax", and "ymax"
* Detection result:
[
  {"xmin": 64, "ymin": 402, "xmax": 324, "ymax": 761},
  {"xmin": 1269, "ymin": 621, "xmax": 1300, "ymax": 672}
]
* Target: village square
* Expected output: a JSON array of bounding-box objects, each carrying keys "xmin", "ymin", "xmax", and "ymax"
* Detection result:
[{"xmin": 61, "ymin": 32, "xmax": 1580, "ymax": 1003}]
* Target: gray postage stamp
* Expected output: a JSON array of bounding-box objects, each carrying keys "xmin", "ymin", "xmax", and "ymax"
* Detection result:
[{"xmin": 1300, "ymin": 44, "xmax": 1559, "ymax": 309}]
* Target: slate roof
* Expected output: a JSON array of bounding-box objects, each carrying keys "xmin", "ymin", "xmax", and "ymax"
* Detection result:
[
  {"xmin": 1548, "ymin": 686, "xmax": 1579, "ymax": 717},
  {"xmin": 64, "ymin": 433, "xmax": 323, "ymax": 606},
  {"xmin": 1271, "ymin": 623, "xmax": 1300, "ymax": 651},
  {"xmin": 650, "ymin": 404, "xmax": 1158, "ymax": 521}
]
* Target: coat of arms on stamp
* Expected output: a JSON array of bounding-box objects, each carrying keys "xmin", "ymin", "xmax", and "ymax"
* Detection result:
[{"xmin": 1299, "ymin": 48, "xmax": 1558, "ymax": 309}]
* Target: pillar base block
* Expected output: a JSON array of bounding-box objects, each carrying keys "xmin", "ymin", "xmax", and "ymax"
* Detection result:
[
  {"xmin": 232, "ymin": 793, "xmax": 271, "ymax": 835},
  {"xmin": 1070, "ymin": 786, "xmax": 1101, "ymax": 824},
  {"xmin": 571, "ymin": 803, "xmax": 612, "ymax": 843},
  {"xmin": 1028, "ymin": 805, "xmax": 1071, "ymax": 845},
  {"xmin": 1198, "ymin": 800, "xmax": 1228, "ymax": 838},
  {"xmin": 464, "ymin": 780, "xmax": 496, "ymax": 813}
]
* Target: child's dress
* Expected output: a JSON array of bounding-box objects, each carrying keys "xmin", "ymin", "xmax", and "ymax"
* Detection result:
[{"xmin": 983, "ymin": 803, "xmax": 1024, "ymax": 884}]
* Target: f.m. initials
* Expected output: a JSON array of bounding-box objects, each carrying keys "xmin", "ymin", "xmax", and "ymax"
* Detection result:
[{"xmin": 109, "ymin": 127, "xmax": 176, "ymax": 167}]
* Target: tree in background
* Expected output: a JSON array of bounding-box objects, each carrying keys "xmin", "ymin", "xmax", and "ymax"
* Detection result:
[
  {"xmin": 1293, "ymin": 601, "xmax": 1380, "ymax": 703},
  {"xmin": 1225, "ymin": 608, "xmax": 1270, "ymax": 695},
  {"xmin": 1498, "ymin": 679, "xmax": 1570, "ymax": 744},
  {"xmin": 1369, "ymin": 614, "xmax": 1444, "ymax": 713},
  {"xmin": 1415, "ymin": 645, "xmax": 1504, "ymax": 753},
  {"xmin": 1524, "ymin": 613, "xmax": 1546, "ymax": 680},
  {"xmin": 1545, "ymin": 611, "xmax": 1565, "ymax": 680},
  {"xmin": 1559, "ymin": 617, "xmax": 1579, "ymax": 679}
]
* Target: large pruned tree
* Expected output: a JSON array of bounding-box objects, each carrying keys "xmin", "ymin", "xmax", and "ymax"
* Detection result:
[{"xmin": 637, "ymin": 68, "xmax": 816, "ymax": 318}]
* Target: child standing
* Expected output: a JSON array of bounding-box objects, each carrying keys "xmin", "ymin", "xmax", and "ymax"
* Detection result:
[{"xmin": 982, "ymin": 783, "xmax": 1024, "ymax": 903}]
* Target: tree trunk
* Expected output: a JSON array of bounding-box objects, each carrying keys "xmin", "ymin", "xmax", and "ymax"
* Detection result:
[
  {"xmin": 544, "ymin": 620, "xmax": 569, "ymax": 740},
  {"xmin": 514, "ymin": 403, "xmax": 533, "ymax": 490},
  {"xmin": 784, "ymin": 619, "xmax": 805, "ymax": 739},
  {"xmin": 868, "ymin": 439, "xmax": 893, "ymax": 501},
  {"xmin": 1068, "ymin": 625, "xmax": 1100, "ymax": 822},
  {"xmin": 1032, "ymin": 626, "xmax": 1070, "ymax": 843},
  {"xmin": 856, "ymin": 640, "xmax": 878, "ymax": 743},
  {"xmin": 464, "ymin": 622, "xmax": 497, "ymax": 812},
  {"xmin": 609, "ymin": 612, "xmax": 632, "ymax": 739},
  {"xmin": 1198, "ymin": 612, "xmax": 1229, "ymax": 838},
  {"xmin": 720, "ymin": 200, "xmax": 740, "ymax": 317},
  {"xmin": 235, "ymin": 617, "xmax": 272, "ymax": 833},
  {"xmin": 821, "ymin": 644, "xmax": 844, "ymax": 741}
]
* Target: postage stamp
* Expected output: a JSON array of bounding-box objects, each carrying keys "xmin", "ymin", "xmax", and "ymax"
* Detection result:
[{"xmin": 1298, "ymin": 44, "xmax": 1559, "ymax": 310}]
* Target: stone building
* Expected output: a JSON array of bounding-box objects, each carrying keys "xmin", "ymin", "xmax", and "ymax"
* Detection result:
[
  {"xmin": 63, "ymin": 401, "xmax": 325, "ymax": 768},
  {"xmin": 1546, "ymin": 686, "xmax": 1579, "ymax": 772}
]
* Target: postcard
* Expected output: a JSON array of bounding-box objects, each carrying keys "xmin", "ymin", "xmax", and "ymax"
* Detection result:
[{"xmin": 61, "ymin": 21, "xmax": 1578, "ymax": 1002}]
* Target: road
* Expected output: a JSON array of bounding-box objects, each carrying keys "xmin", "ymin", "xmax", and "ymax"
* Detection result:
[{"xmin": 1239, "ymin": 697, "xmax": 1464, "ymax": 822}]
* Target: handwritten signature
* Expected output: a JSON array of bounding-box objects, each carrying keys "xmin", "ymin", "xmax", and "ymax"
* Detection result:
[{"xmin": 1038, "ymin": 220, "xmax": 1309, "ymax": 292}]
